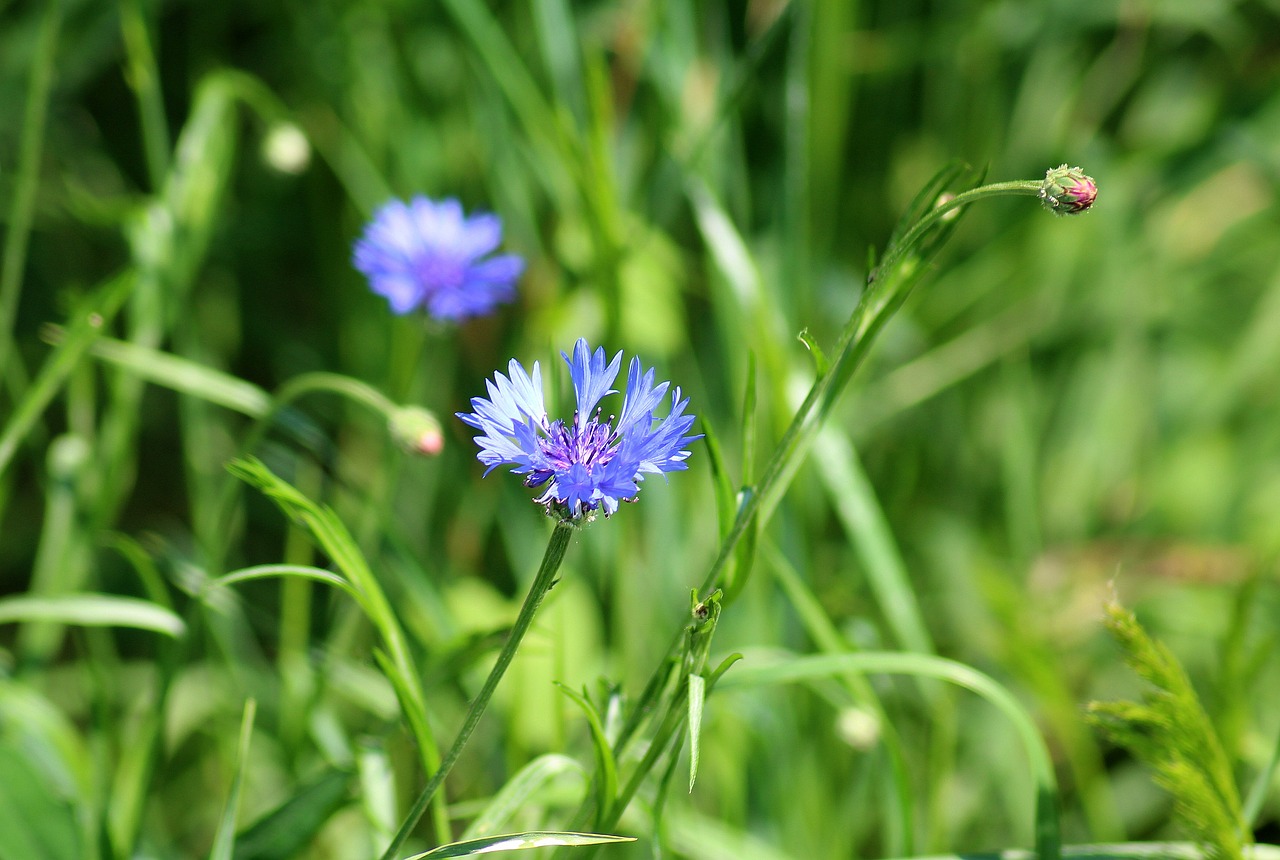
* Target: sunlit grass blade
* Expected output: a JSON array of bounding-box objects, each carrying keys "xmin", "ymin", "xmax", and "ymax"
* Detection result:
[
  {"xmin": 359, "ymin": 739, "xmax": 397, "ymax": 851},
  {"xmin": 686, "ymin": 673, "xmax": 706, "ymax": 793},
  {"xmin": 0, "ymin": 593, "xmax": 185, "ymax": 638},
  {"xmin": 209, "ymin": 698, "xmax": 258, "ymax": 860},
  {"xmin": 532, "ymin": 0, "xmax": 584, "ymax": 121},
  {"xmin": 402, "ymin": 831, "xmax": 634, "ymax": 859},
  {"xmin": 209, "ymin": 564, "xmax": 368, "ymax": 614},
  {"xmin": 52, "ymin": 330, "xmax": 271, "ymax": 416},
  {"xmin": 460, "ymin": 754, "xmax": 587, "ymax": 841},
  {"xmin": 231, "ymin": 769, "xmax": 354, "ymax": 860}
]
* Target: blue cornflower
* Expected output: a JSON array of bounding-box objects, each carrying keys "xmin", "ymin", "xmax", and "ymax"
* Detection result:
[
  {"xmin": 353, "ymin": 196, "xmax": 524, "ymax": 321},
  {"xmin": 457, "ymin": 339, "xmax": 702, "ymax": 519}
]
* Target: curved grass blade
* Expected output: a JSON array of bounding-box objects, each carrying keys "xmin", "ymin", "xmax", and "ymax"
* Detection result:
[
  {"xmin": 0, "ymin": 593, "xmax": 184, "ymax": 637},
  {"xmin": 402, "ymin": 831, "xmax": 634, "ymax": 859},
  {"xmin": 209, "ymin": 565, "xmax": 368, "ymax": 615},
  {"xmin": 460, "ymin": 754, "xmax": 586, "ymax": 841}
]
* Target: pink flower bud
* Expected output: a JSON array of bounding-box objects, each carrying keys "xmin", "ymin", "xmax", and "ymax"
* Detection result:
[
  {"xmin": 390, "ymin": 407, "xmax": 444, "ymax": 456},
  {"xmin": 1039, "ymin": 164, "xmax": 1097, "ymax": 215}
]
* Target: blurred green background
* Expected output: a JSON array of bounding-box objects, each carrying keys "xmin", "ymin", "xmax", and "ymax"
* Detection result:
[{"xmin": 2, "ymin": 0, "xmax": 1280, "ymax": 857}]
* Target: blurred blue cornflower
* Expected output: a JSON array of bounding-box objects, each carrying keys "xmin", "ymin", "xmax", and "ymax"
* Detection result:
[
  {"xmin": 352, "ymin": 196, "xmax": 524, "ymax": 321},
  {"xmin": 457, "ymin": 339, "xmax": 702, "ymax": 519}
]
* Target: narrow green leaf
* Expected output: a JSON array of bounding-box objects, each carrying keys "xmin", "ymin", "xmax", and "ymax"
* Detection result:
[
  {"xmin": 460, "ymin": 754, "xmax": 585, "ymax": 841},
  {"xmin": 0, "ymin": 593, "xmax": 184, "ymax": 637},
  {"xmin": 209, "ymin": 565, "xmax": 368, "ymax": 615},
  {"xmin": 814, "ymin": 428, "xmax": 933, "ymax": 655},
  {"xmin": 56, "ymin": 331, "xmax": 272, "ymax": 416},
  {"xmin": 797, "ymin": 328, "xmax": 829, "ymax": 377},
  {"xmin": 554, "ymin": 684, "xmax": 619, "ymax": 827},
  {"xmin": 0, "ymin": 0, "xmax": 63, "ymax": 377},
  {"xmin": 532, "ymin": 0, "xmax": 584, "ymax": 121},
  {"xmin": 686, "ymin": 673, "xmax": 706, "ymax": 793},
  {"xmin": 699, "ymin": 417, "xmax": 738, "ymax": 541},
  {"xmin": 358, "ymin": 739, "xmax": 396, "ymax": 847},
  {"xmin": 705, "ymin": 653, "xmax": 744, "ymax": 691},
  {"xmin": 232, "ymin": 769, "xmax": 353, "ymax": 860},
  {"xmin": 402, "ymin": 831, "xmax": 633, "ymax": 859},
  {"xmin": 210, "ymin": 699, "xmax": 258, "ymax": 860}
]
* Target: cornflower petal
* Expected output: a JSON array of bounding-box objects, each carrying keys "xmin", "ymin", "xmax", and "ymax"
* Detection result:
[
  {"xmin": 616, "ymin": 356, "xmax": 670, "ymax": 438},
  {"xmin": 565, "ymin": 338, "xmax": 622, "ymax": 418}
]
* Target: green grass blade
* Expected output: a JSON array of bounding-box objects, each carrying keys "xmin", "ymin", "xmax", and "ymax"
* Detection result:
[
  {"xmin": 231, "ymin": 769, "xmax": 354, "ymax": 860},
  {"xmin": 402, "ymin": 831, "xmax": 634, "ymax": 859},
  {"xmin": 813, "ymin": 427, "xmax": 934, "ymax": 655},
  {"xmin": 0, "ymin": 0, "xmax": 63, "ymax": 377},
  {"xmin": 208, "ymin": 565, "xmax": 368, "ymax": 615},
  {"xmin": 532, "ymin": 0, "xmax": 584, "ymax": 122},
  {"xmin": 460, "ymin": 754, "xmax": 586, "ymax": 841},
  {"xmin": 57, "ymin": 331, "xmax": 272, "ymax": 416},
  {"xmin": 0, "ymin": 594, "xmax": 185, "ymax": 637},
  {"xmin": 552, "ymin": 685, "xmax": 618, "ymax": 829},
  {"xmin": 119, "ymin": 0, "xmax": 171, "ymax": 188},
  {"xmin": 209, "ymin": 698, "xmax": 258, "ymax": 860},
  {"xmin": 686, "ymin": 673, "xmax": 706, "ymax": 793}
]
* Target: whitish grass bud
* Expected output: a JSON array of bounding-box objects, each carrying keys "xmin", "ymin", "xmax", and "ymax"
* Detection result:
[{"xmin": 390, "ymin": 407, "xmax": 443, "ymax": 456}]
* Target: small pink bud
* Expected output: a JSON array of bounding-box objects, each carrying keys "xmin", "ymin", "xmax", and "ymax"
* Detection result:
[
  {"xmin": 1039, "ymin": 164, "xmax": 1097, "ymax": 215},
  {"xmin": 389, "ymin": 407, "xmax": 444, "ymax": 456}
]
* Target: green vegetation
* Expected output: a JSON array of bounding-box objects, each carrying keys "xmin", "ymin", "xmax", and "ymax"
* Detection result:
[{"xmin": 2, "ymin": 1, "xmax": 1279, "ymax": 858}]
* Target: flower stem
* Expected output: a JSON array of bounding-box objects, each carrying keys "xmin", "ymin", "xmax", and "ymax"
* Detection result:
[
  {"xmin": 870, "ymin": 180, "xmax": 1041, "ymax": 288},
  {"xmin": 378, "ymin": 519, "xmax": 576, "ymax": 860},
  {"xmin": 593, "ymin": 172, "xmax": 1057, "ymax": 843}
]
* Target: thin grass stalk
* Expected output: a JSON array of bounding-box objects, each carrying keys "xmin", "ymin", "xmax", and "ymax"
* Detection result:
[
  {"xmin": 0, "ymin": 0, "xmax": 63, "ymax": 378},
  {"xmin": 119, "ymin": 0, "xmax": 171, "ymax": 189}
]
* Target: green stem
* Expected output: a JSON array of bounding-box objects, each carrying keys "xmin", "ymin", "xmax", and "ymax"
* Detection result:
[
  {"xmin": 120, "ymin": 0, "xmax": 171, "ymax": 189},
  {"xmin": 378, "ymin": 520, "xmax": 576, "ymax": 860},
  {"xmin": 0, "ymin": 0, "xmax": 63, "ymax": 377},
  {"xmin": 601, "ymin": 172, "xmax": 1053, "ymax": 827},
  {"xmin": 871, "ymin": 180, "xmax": 1042, "ymax": 287}
]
